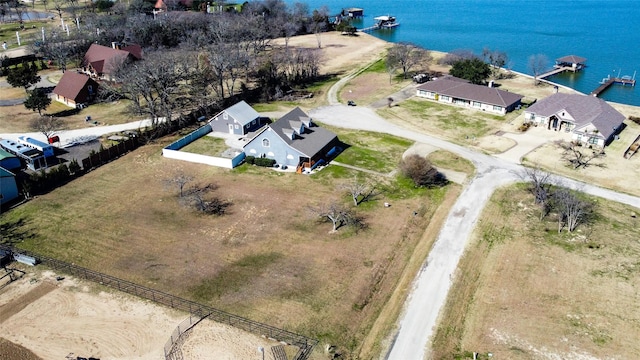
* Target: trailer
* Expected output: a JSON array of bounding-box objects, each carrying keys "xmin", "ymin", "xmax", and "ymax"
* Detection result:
[{"xmin": 623, "ymin": 134, "xmax": 640, "ymax": 159}]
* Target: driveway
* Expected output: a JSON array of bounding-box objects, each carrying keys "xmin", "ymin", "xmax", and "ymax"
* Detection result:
[{"xmin": 310, "ymin": 103, "xmax": 640, "ymax": 360}]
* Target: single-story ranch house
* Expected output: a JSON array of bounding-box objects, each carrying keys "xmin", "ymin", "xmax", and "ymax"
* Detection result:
[
  {"xmin": 209, "ymin": 100, "xmax": 264, "ymax": 135},
  {"xmin": 52, "ymin": 72, "xmax": 99, "ymax": 108},
  {"xmin": 243, "ymin": 107, "xmax": 341, "ymax": 172},
  {"xmin": 524, "ymin": 93, "xmax": 625, "ymax": 147},
  {"xmin": 416, "ymin": 76, "xmax": 524, "ymax": 115}
]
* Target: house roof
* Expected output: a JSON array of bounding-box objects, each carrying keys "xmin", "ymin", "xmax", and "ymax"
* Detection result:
[
  {"xmin": 556, "ymin": 55, "xmax": 587, "ymax": 64},
  {"xmin": 417, "ymin": 77, "xmax": 524, "ymax": 108},
  {"xmin": 84, "ymin": 44, "xmax": 132, "ymax": 75},
  {"xmin": 526, "ymin": 93, "xmax": 625, "ymax": 139},
  {"xmin": 121, "ymin": 44, "xmax": 143, "ymax": 60},
  {"xmin": 220, "ymin": 101, "xmax": 260, "ymax": 126},
  {"xmin": 264, "ymin": 107, "xmax": 338, "ymax": 158},
  {"xmin": 53, "ymin": 72, "xmax": 97, "ymax": 102}
]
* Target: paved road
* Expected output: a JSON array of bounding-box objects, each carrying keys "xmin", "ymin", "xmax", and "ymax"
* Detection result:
[{"xmin": 309, "ymin": 103, "xmax": 640, "ymax": 360}]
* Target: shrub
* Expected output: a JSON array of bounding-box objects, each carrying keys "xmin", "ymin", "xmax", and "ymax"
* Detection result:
[
  {"xmin": 629, "ymin": 116, "xmax": 640, "ymax": 125},
  {"xmin": 518, "ymin": 122, "xmax": 532, "ymax": 132},
  {"xmin": 399, "ymin": 154, "xmax": 447, "ymax": 187},
  {"xmin": 68, "ymin": 158, "xmax": 82, "ymax": 175},
  {"xmin": 244, "ymin": 155, "xmax": 255, "ymax": 165},
  {"xmin": 254, "ymin": 157, "xmax": 276, "ymax": 167}
]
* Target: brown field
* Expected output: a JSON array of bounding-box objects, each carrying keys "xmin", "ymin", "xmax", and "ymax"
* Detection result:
[
  {"xmin": 432, "ymin": 185, "xmax": 640, "ymax": 359},
  {"xmin": 1, "ymin": 128, "xmax": 459, "ymax": 358}
]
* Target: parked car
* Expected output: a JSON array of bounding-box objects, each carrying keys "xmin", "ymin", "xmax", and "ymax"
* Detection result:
[{"xmin": 347, "ymin": 100, "xmax": 356, "ymax": 106}]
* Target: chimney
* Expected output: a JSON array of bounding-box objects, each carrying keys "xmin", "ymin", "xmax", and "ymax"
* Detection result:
[
  {"xmin": 111, "ymin": 42, "xmax": 118, "ymax": 49},
  {"xmin": 488, "ymin": 80, "xmax": 494, "ymax": 88}
]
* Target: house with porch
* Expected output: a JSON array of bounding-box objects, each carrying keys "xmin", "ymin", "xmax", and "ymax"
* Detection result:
[
  {"xmin": 243, "ymin": 107, "xmax": 341, "ymax": 172},
  {"xmin": 524, "ymin": 93, "xmax": 625, "ymax": 147},
  {"xmin": 82, "ymin": 43, "xmax": 143, "ymax": 81},
  {"xmin": 52, "ymin": 72, "xmax": 99, "ymax": 108},
  {"xmin": 209, "ymin": 100, "xmax": 265, "ymax": 135},
  {"xmin": 415, "ymin": 76, "xmax": 523, "ymax": 115}
]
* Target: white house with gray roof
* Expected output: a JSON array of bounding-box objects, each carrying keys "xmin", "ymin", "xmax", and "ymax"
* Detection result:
[
  {"xmin": 243, "ymin": 107, "xmax": 341, "ymax": 172},
  {"xmin": 209, "ymin": 100, "xmax": 264, "ymax": 135},
  {"xmin": 524, "ymin": 93, "xmax": 625, "ymax": 147},
  {"xmin": 415, "ymin": 76, "xmax": 524, "ymax": 115}
]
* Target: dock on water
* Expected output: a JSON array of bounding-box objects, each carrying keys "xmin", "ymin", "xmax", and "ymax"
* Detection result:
[
  {"xmin": 539, "ymin": 55, "xmax": 587, "ymax": 80},
  {"xmin": 590, "ymin": 75, "xmax": 636, "ymax": 97}
]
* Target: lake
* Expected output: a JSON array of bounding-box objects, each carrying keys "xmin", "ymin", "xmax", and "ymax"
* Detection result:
[{"xmin": 286, "ymin": 0, "xmax": 640, "ymax": 106}]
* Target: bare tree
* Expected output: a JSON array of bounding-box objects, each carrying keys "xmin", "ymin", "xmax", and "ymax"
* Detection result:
[
  {"xmin": 182, "ymin": 183, "xmax": 231, "ymax": 215},
  {"xmin": 29, "ymin": 115, "xmax": 65, "ymax": 140},
  {"xmin": 553, "ymin": 188, "xmax": 593, "ymax": 233},
  {"xmin": 528, "ymin": 54, "xmax": 549, "ymax": 84},
  {"xmin": 309, "ymin": 202, "xmax": 365, "ymax": 233},
  {"xmin": 340, "ymin": 179, "xmax": 379, "ymax": 206},
  {"xmin": 521, "ymin": 167, "xmax": 554, "ymax": 220},
  {"xmin": 556, "ymin": 141, "xmax": 606, "ymax": 169},
  {"xmin": 310, "ymin": 6, "xmax": 329, "ymax": 49},
  {"xmin": 164, "ymin": 170, "xmax": 194, "ymax": 197},
  {"xmin": 387, "ymin": 42, "xmax": 430, "ymax": 79}
]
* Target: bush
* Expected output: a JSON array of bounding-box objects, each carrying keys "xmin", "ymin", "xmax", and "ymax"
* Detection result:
[
  {"xmin": 629, "ymin": 116, "xmax": 640, "ymax": 125},
  {"xmin": 244, "ymin": 155, "xmax": 255, "ymax": 165},
  {"xmin": 254, "ymin": 157, "xmax": 276, "ymax": 167},
  {"xmin": 399, "ymin": 154, "xmax": 447, "ymax": 187},
  {"xmin": 68, "ymin": 158, "xmax": 82, "ymax": 175},
  {"xmin": 518, "ymin": 122, "xmax": 532, "ymax": 132}
]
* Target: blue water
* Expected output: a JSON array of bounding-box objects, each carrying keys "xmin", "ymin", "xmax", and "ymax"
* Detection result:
[{"xmin": 287, "ymin": 0, "xmax": 640, "ymax": 106}]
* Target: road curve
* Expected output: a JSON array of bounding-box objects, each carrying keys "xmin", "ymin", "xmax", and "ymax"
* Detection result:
[{"xmin": 310, "ymin": 104, "xmax": 640, "ymax": 360}]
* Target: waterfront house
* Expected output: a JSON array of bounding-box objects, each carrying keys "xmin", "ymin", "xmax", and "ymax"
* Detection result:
[
  {"xmin": 415, "ymin": 76, "xmax": 523, "ymax": 115},
  {"xmin": 524, "ymin": 93, "xmax": 624, "ymax": 147}
]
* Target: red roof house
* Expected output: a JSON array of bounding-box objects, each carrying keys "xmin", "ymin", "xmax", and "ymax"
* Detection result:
[
  {"xmin": 82, "ymin": 43, "xmax": 143, "ymax": 80},
  {"xmin": 52, "ymin": 72, "xmax": 99, "ymax": 108}
]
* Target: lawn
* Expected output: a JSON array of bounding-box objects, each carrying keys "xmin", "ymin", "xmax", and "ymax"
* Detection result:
[
  {"xmin": 432, "ymin": 184, "xmax": 640, "ymax": 359},
  {"xmin": 0, "ymin": 128, "xmax": 462, "ymax": 359},
  {"xmin": 180, "ymin": 135, "xmax": 228, "ymax": 157}
]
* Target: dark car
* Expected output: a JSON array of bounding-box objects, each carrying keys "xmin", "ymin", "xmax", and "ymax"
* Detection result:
[{"xmin": 347, "ymin": 100, "xmax": 356, "ymax": 106}]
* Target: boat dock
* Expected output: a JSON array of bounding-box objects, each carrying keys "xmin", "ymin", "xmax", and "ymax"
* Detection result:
[
  {"xmin": 590, "ymin": 75, "xmax": 636, "ymax": 97},
  {"xmin": 538, "ymin": 66, "xmax": 575, "ymax": 79}
]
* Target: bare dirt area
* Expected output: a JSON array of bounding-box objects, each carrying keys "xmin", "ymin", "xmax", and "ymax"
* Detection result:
[
  {"xmin": 272, "ymin": 32, "xmax": 390, "ymax": 77},
  {"xmin": 433, "ymin": 185, "xmax": 640, "ymax": 359},
  {"xmin": 0, "ymin": 269, "xmax": 282, "ymax": 360}
]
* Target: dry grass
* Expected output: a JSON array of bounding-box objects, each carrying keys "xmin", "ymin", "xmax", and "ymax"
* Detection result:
[
  {"xmin": 1, "ymin": 129, "xmax": 457, "ymax": 357},
  {"xmin": 432, "ymin": 184, "xmax": 640, "ymax": 359},
  {"xmin": 523, "ymin": 120, "xmax": 640, "ymax": 197}
]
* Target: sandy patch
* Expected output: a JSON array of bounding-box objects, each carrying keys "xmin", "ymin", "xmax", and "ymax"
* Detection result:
[
  {"xmin": 272, "ymin": 32, "xmax": 390, "ymax": 76},
  {"xmin": 0, "ymin": 270, "xmax": 291, "ymax": 360},
  {"xmin": 473, "ymin": 134, "xmax": 516, "ymax": 154}
]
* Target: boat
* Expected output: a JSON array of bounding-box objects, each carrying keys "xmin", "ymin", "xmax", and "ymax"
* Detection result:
[{"xmin": 374, "ymin": 15, "xmax": 399, "ymax": 29}]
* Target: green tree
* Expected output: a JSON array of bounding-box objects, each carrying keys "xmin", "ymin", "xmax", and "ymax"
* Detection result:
[
  {"xmin": 6, "ymin": 62, "xmax": 41, "ymax": 92},
  {"xmin": 24, "ymin": 88, "xmax": 51, "ymax": 115},
  {"xmin": 449, "ymin": 58, "xmax": 491, "ymax": 85}
]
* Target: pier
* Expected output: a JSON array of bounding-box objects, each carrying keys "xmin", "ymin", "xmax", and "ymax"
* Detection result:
[
  {"xmin": 590, "ymin": 76, "xmax": 636, "ymax": 97},
  {"xmin": 539, "ymin": 55, "xmax": 587, "ymax": 80}
]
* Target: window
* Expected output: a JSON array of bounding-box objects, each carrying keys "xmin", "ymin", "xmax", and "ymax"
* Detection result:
[
  {"xmin": 234, "ymin": 124, "xmax": 239, "ymax": 129},
  {"xmin": 223, "ymin": 113, "xmax": 228, "ymax": 120},
  {"xmin": 262, "ymin": 138, "xmax": 270, "ymax": 147},
  {"xmin": 440, "ymin": 95, "xmax": 450, "ymax": 101},
  {"xmin": 588, "ymin": 137, "xmax": 598, "ymax": 145},
  {"xmin": 252, "ymin": 120, "xmax": 256, "ymax": 125},
  {"xmin": 473, "ymin": 101, "xmax": 481, "ymax": 108},
  {"xmin": 493, "ymin": 105, "xmax": 503, "ymax": 112}
]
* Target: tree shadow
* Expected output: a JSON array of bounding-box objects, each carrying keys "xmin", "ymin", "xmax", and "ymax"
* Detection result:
[{"xmin": 0, "ymin": 218, "xmax": 36, "ymax": 246}]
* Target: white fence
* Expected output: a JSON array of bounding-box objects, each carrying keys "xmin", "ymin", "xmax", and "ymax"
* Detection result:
[{"xmin": 162, "ymin": 148, "xmax": 244, "ymax": 169}]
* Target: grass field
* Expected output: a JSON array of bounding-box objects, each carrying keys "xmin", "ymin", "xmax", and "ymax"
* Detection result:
[
  {"xmin": 180, "ymin": 135, "xmax": 228, "ymax": 157},
  {"xmin": 0, "ymin": 128, "xmax": 461, "ymax": 358},
  {"xmin": 431, "ymin": 184, "xmax": 640, "ymax": 359},
  {"xmin": 377, "ymin": 97, "xmax": 519, "ymax": 144}
]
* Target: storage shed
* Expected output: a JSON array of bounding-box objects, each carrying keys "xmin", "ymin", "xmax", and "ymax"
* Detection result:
[
  {"xmin": 0, "ymin": 148, "xmax": 21, "ymax": 170},
  {"xmin": 0, "ymin": 167, "xmax": 19, "ymax": 207}
]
